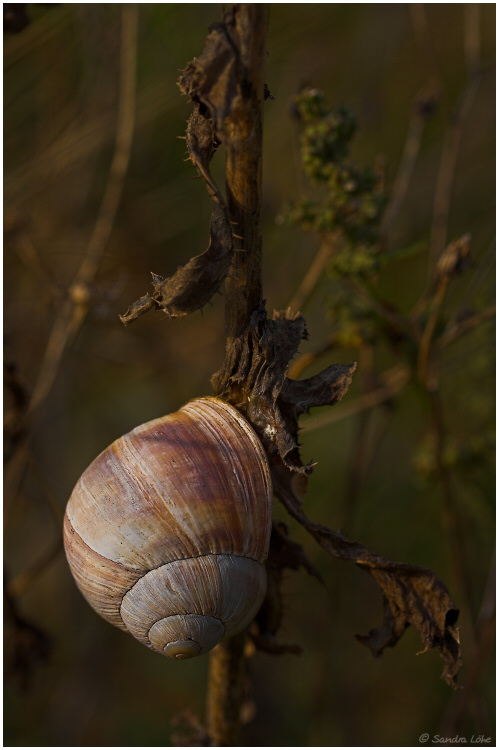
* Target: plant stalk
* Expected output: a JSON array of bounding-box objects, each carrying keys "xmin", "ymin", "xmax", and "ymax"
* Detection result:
[
  {"xmin": 206, "ymin": 4, "xmax": 269, "ymax": 746},
  {"xmin": 224, "ymin": 3, "xmax": 269, "ymax": 343},
  {"xmin": 205, "ymin": 631, "xmax": 247, "ymax": 746}
]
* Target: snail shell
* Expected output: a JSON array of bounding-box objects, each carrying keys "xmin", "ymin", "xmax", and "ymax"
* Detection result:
[{"xmin": 63, "ymin": 397, "xmax": 273, "ymax": 659}]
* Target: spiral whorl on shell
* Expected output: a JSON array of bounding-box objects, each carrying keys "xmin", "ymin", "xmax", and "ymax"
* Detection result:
[{"xmin": 63, "ymin": 397, "xmax": 273, "ymax": 659}]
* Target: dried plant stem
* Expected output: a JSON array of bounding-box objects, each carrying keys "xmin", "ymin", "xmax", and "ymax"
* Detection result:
[
  {"xmin": 417, "ymin": 274, "xmax": 449, "ymax": 386},
  {"xmin": 224, "ymin": 4, "xmax": 269, "ymax": 344},
  {"xmin": 75, "ymin": 4, "xmax": 138, "ymax": 285},
  {"xmin": 206, "ymin": 5, "xmax": 269, "ymax": 745},
  {"xmin": 206, "ymin": 632, "xmax": 247, "ymax": 746}
]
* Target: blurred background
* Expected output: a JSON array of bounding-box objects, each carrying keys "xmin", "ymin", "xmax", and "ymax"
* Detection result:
[{"xmin": 4, "ymin": 4, "xmax": 495, "ymax": 746}]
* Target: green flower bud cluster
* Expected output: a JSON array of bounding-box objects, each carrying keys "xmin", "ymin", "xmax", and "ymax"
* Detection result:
[{"xmin": 281, "ymin": 89, "xmax": 385, "ymax": 281}]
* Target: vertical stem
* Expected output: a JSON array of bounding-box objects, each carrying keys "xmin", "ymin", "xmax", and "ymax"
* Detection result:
[
  {"xmin": 206, "ymin": 5, "xmax": 269, "ymax": 746},
  {"xmin": 206, "ymin": 631, "xmax": 247, "ymax": 746},
  {"xmin": 224, "ymin": 4, "xmax": 269, "ymax": 343}
]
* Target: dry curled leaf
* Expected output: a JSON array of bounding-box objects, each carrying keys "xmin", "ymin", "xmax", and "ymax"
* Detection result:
[
  {"xmin": 120, "ymin": 202, "xmax": 233, "ymax": 324},
  {"xmin": 178, "ymin": 21, "xmax": 240, "ymax": 141},
  {"xmin": 184, "ymin": 105, "xmax": 223, "ymax": 202},
  {"xmin": 121, "ymin": 25, "xmax": 239, "ymax": 325},
  {"xmin": 272, "ymin": 461, "xmax": 462, "ymax": 688}
]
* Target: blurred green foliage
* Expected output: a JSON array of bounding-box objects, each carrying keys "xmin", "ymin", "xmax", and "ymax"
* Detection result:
[
  {"xmin": 4, "ymin": 4, "xmax": 495, "ymax": 747},
  {"xmin": 282, "ymin": 90, "xmax": 384, "ymax": 257}
]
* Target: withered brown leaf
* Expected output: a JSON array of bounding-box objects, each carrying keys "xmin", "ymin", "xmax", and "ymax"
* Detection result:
[
  {"xmin": 121, "ymin": 23, "xmax": 239, "ymax": 324},
  {"xmin": 272, "ymin": 460, "xmax": 462, "ymax": 688},
  {"xmin": 178, "ymin": 21, "xmax": 240, "ymax": 141}
]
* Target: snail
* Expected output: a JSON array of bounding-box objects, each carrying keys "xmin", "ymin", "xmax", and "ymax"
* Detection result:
[{"xmin": 63, "ymin": 397, "xmax": 273, "ymax": 660}]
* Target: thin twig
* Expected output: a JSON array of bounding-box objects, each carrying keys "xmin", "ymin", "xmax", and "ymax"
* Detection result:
[
  {"xmin": 428, "ymin": 7, "xmax": 482, "ymax": 274},
  {"xmin": 417, "ymin": 274, "xmax": 449, "ymax": 386},
  {"xmin": 26, "ymin": 3, "xmax": 138, "ymax": 420},
  {"xmin": 286, "ymin": 234, "xmax": 338, "ymax": 314},
  {"xmin": 436, "ymin": 304, "xmax": 495, "ymax": 351},
  {"xmin": 416, "ymin": 234, "xmax": 472, "ymax": 385},
  {"xmin": 75, "ymin": 6, "xmax": 138, "ymax": 286}
]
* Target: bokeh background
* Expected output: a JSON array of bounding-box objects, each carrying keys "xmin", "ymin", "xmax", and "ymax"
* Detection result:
[{"xmin": 4, "ymin": 4, "xmax": 495, "ymax": 747}]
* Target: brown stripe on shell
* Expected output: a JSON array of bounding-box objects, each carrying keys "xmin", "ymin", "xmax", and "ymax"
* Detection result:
[
  {"xmin": 65, "ymin": 414, "xmax": 192, "ymax": 569},
  {"xmin": 63, "ymin": 512, "xmax": 142, "ymax": 629},
  {"xmin": 179, "ymin": 398, "xmax": 273, "ymax": 562},
  {"xmin": 66, "ymin": 398, "xmax": 273, "ymax": 570}
]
